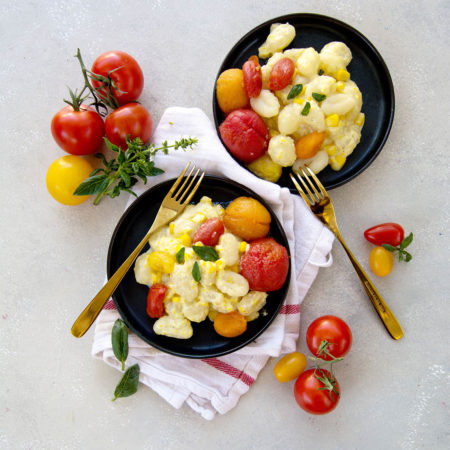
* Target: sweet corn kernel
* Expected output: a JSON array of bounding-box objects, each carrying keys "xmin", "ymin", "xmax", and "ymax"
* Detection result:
[
  {"xmin": 269, "ymin": 129, "xmax": 279, "ymax": 137},
  {"xmin": 147, "ymin": 251, "xmax": 175, "ymax": 274},
  {"xmin": 335, "ymin": 69, "xmax": 350, "ymax": 81},
  {"xmin": 229, "ymin": 264, "xmax": 239, "ymax": 273},
  {"xmin": 354, "ymin": 113, "xmax": 365, "ymax": 127},
  {"xmin": 326, "ymin": 114, "xmax": 340, "ymax": 127},
  {"xmin": 238, "ymin": 241, "xmax": 248, "ymax": 253},
  {"xmin": 192, "ymin": 213, "xmax": 207, "ymax": 224},
  {"xmin": 325, "ymin": 145, "xmax": 337, "ymax": 156},
  {"xmin": 194, "ymin": 242, "xmax": 203, "ymax": 247},
  {"xmin": 215, "ymin": 259, "xmax": 224, "ymax": 270},
  {"xmin": 172, "ymin": 295, "xmax": 181, "ymax": 303},
  {"xmin": 179, "ymin": 233, "xmax": 192, "ymax": 247},
  {"xmin": 307, "ymin": 96, "xmax": 312, "ymax": 101},
  {"xmin": 330, "ymin": 154, "xmax": 347, "ymax": 171},
  {"xmin": 169, "ymin": 223, "xmax": 175, "ymax": 234},
  {"xmin": 151, "ymin": 272, "xmax": 162, "ymax": 284},
  {"xmin": 294, "ymin": 97, "xmax": 305, "ymax": 105},
  {"xmin": 336, "ymin": 81, "xmax": 345, "ymax": 92}
]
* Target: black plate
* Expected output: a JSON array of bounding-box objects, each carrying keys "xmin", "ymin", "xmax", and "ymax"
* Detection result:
[
  {"xmin": 212, "ymin": 13, "xmax": 395, "ymax": 191},
  {"xmin": 107, "ymin": 176, "xmax": 291, "ymax": 359}
]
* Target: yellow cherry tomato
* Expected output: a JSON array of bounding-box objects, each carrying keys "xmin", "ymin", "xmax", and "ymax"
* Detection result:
[
  {"xmin": 273, "ymin": 352, "xmax": 307, "ymax": 383},
  {"xmin": 46, "ymin": 155, "xmax": 93, "ymax": 205},
  {"xmin": 369, "ymin": 246, "xmax": 394, "ymax": 277}
]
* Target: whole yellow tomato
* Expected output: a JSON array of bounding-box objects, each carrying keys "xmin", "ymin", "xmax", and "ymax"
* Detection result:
[
  {"xmin": 46, "ymin": 155, "xmax": 93, "ymax": 205},
  {"xmin": 369, "ymin": 246, "xmax": 394, "ymax": 277},
  {"xmin": 273, "ymin": 352, "xmax": 307, "ymax": 383}
]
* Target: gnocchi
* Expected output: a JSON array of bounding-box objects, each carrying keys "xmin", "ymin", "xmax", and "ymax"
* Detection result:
[{"xmin": 134, "ymin": 196, "xmax": 279, "ymax": 339}]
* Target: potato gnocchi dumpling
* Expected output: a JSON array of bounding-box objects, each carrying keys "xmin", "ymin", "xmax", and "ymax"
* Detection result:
[
  {"xmin": 217, "ymin": 23, "xmax": 365, "ymax": 179},
  {"xmin": 134, "ymin": 196, "xmax": 287, "ymax": 340}
]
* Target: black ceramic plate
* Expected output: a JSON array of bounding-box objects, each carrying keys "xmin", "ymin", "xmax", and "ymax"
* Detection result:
[
  {"xmin": 212, "ymin": 13, "xmax": 395, "ymax": 191},
  {"xmin": 107, "ymin": 176, "xmax": 291, "ymax": 359}
]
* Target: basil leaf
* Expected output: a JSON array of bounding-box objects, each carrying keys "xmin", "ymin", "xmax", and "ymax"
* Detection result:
[
  {"xmin": 382, "ymin": 244, "xmax": 396, "ymax": 252},
  {"xmin": 301, "ymin": 102, "xmax": 311, "ymax": 116},
  {"xmin": 192, "ymin": 245, "xmax": 219, "ymax": 261},
  {"xmin": 312, "ymin": 92, "xmax": 326, "ymax": 102},
  {"xmin": 400, "ymin": 232, "xmax": 413, "ymax": 250},
  {"xmin": 111, "ymin": 319, "xmax": 128, "ymax": 371},
  {"xmin": 192, "ymin": 261, "xmax": 201, "ymax": 282},
  {"xmin": 287, "ymin": 84, "xmax": 303, "ymax": 99},
  {"xmin": 404, "ymin": 252, "xmax": 413, "ymax": 262},
  {"xmin": 112, "ymin": 363, "xmax": 140, "ymax": 401},
  {"xmin": 176, "ymin": 247, "xmax": 185, "ymax": 264},
  {"xmin": 73, "ymin": 174, "xmax": 110, "ymax": 196}
]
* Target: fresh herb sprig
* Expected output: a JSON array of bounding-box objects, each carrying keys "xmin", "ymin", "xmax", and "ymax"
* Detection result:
[
  {"xmin": 382, "ymin": 232, "xmax": 413, "ymax": 262},
  {"xmin": 73, "ymin": 136, "xmax": 198, "ymax": 205}
]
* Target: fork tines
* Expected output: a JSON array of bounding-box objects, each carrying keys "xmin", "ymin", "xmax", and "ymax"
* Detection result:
[
  {"xmin": 168, "ymin": 162, "xmax": 205, "ymax": 205},
  {"xmin": 290, "ymin": 167, "xmax": 327, "ymax": 206}
]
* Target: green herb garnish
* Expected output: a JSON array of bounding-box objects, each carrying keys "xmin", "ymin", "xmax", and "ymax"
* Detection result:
[
  {"xmin": 175, "ymin": 247, "xmax": 185, "ymax": 264},
  {"xmin": 301, "ymin": 102, "xmax": 311, "ymax": 116},
  {"xmin": 112, "ymin": 364, "xmax": 140, "ymax": 401},
  {"xmin": 318, "ymin": 69, "xmax": 324, "ymax": 75},
  {"xmin": 382, "ymin": 233, "xmax": 413, "ymax": 262},
  {"xmin": 192, "ymin": 245, "xmax": 219, "ymax": 261},
  {"xmin": 192, "ymin": 261, "xmax": 201, "ymax": 282},
  {"xmin": 111, "ymin": 319, "xmax": 128, "ymax": 371},
  {"xmin": 287, "ymin": 84, "xmax": 303, "ymax": 99},
  {"xmin": 74, "ymin": 136, "xmax": 198, "ymax": 205},
  {"xmin": 312, "ymin": 92, "xmax": 326, "ymax": 102}
]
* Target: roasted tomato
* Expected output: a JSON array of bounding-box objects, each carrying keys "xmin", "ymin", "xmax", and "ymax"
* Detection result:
[
  {"xmin": 193, "ymin": 218, "xmax": 225, "ymax": 246},
  {"xmin": 147, "ymin": 284, "xmax": 167, "ymax": 318}
]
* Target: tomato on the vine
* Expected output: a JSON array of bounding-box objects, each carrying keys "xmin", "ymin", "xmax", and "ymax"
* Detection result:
[
  {"xmin": 51, "ymin": 105, "xmax": 105, "ymax": 155},
  {"xmin": 105, "ymin": 103, "xmax": 153, "ymax": 149},
  {"xmin": 306, "ymin": 315, "xmax": 352, "ymax": 360},
  {"xmin": 364, "ymin": 223, "xmax": 404, "ymax": 247},
  {"xmin": 294, "ymin": 369, "xmax": 340, "ymax": 415},
  {"xmin": 46, "ymin": 155, "xmax": 93, "ymax": 205},
  {"xmin": 147, "ymin": 284, "xmax": 167, "ymax": 318},
  {"xmin": 369, "ymin": 246, "xmax": 394, "ymax": 276},
  {"xmin": 91, "ymin": 51, "xmax": 144, "ymax": 106}
]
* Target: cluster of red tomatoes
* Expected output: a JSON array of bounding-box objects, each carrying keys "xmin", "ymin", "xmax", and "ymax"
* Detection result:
[
  {"xmin": 46, "ymin": 50, "xmax": 153, "ymax": 205},
  {"xmin": 273, "ymin": 315, "xmax": 352, "ymax": 415}
]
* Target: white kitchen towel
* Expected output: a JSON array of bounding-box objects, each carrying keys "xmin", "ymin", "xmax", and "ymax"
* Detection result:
[{"xmin": 92, "ymin": 107, "xmax": 334, "ymax": 420}]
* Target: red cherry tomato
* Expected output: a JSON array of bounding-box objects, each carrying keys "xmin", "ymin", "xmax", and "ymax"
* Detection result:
[
  {"xmin": 268, "ymin": 58, "xmax": 295, "ymax": 91},
  {"xmin": 243, "ymin": 56, "xmax": 262, "ymax": 98},
  {"xmin": 91, "ymin": 51, "xmax": 144, "ymax": 106},
  {"xmin": 294, "ymin": 369, "xmax": 340, "ymax": 415},
  {"xmin": 105, "ymin": 103, "xmax": 153, "ymax": 149},
  {"xmin": 306, "ymin": 315, "xmax": 352, "ymax": 360},
  {"xmin": 193, "ymin": 218, "xmax": 225, "ymax": 246},
  {"xmin": 364, "ymin": 223, "xmax": 405, "ymax": 247},
  {"xmin": 51, "ymin": 105, "xmax": 105, "ymax": 155},
  {"xmin": 147, "ymin": 284, "xmax": 167, "ymax": 318}
]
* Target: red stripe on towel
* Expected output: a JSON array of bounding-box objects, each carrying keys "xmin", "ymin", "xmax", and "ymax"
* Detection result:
[
  {"xmin": 202, "ymin": 358, "xmax": 255, "ymax": 386},
  {"xmin": 279, "ymin": 304, "xmax": 300, "ymax": 314},
  {"xmin": 104, "ymin": 299, "xmax": 116, "ymax": 310}
]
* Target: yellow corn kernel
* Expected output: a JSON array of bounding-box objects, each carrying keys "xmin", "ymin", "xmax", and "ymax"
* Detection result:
[
  {"xmin": 169, "ymin": 223, "xmax": 175, "ymax": 234},
  {"xmin": 269, "ymin": 129, "xmax": 279, "ymax": 137},
  {"xmin": 326, "ymin": 114, "xmax": 340, "ymax": 127},
  {"xmin": 335, "ymin": 69, "xmax": 350, "ymax": 81},
  {"xmin": 151, "ymin": 272, "xmax": 162, "ymax": 284},
  {"xmin": 229, "ymin": 264, "xmax": 239, "ymax": 273},
  {"xmin": 194, "ymin": 241, "xmax": 203, "ymax": 247},
  {"xmin": 172, "ymin": 295, "xmax": 181, "ymax": 303},
  {"xmin": 354, "ymin": 113, "xmax": 365, "ymax": 127},
  {"xmin": 330, "ymin": 154, "xmax": 346, "ymax": 171},
  {"xmin": 325, "ymin": 145, "xmax": 337, "ymax": 156},
  {"xmin": 294, "ymin": 97, "xmax": 305, "ymax": 105},
  {"xmin": 307, "ymin": 96, "xmax": 312, "ymax": 101},
  {"xmin": 215, "ymin": 259, "xmax": 224, "ymax": 271},
  {"xmin": 336, "ymin": 81, "xmax": 345, "ymax": 92},
  {"xmin": 147, "ymin": 251, "xmax": 175, "ymax": 274},
  {"xmin": 192, "ymin": 213, "xmax": 207, "ymax": 224},
  {"xmin": 238, "ymin": 241, "xmax": 248, "ymax": 253},
  {"xmin": 179, "ymin": 233, "xmax": 192, "ymax": 247}
]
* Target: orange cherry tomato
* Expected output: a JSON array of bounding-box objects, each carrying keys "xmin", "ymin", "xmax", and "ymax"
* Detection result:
[
  {"xmin": 369, "ymin": 246, "xmax": 394, "ymax": 277},
  {"xmin": 213, "ymin": 311, "xmax": 247, "ymax": 337},
  {"xmin": 273, "ymin": 352, "xmax": 307, "ymax": 382}
]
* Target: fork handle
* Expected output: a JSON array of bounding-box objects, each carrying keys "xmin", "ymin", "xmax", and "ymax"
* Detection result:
[
  {"xmin": 70, "ymin": 230, "xmax": 152, "ymax": 338},
  {"xmin": 336, "ymin": 235, "xmax": 404, "ymax": 340}
]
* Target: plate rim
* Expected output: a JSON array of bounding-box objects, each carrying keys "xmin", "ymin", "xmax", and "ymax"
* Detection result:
[
  {"xmin": 107, "ymin": 175, "xmax": 292, "ymax": 359},
  {"xmin": 212, "ymin": 12, "xmax": 395, "ymax": 191}
]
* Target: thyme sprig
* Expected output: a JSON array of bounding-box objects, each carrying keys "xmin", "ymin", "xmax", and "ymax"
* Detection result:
[{"xmin": 73, "ymin": 136, "xmax": 198, "ymax": 205}]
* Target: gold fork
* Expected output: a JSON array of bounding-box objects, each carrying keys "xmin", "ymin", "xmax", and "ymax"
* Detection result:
[
  {"xmin": 290, "ymin": 167, "xmax": 403, "ymax": 340},
  {"xmin": 71, "ymin": 162, "xmax": 205, "ymax": 338}
]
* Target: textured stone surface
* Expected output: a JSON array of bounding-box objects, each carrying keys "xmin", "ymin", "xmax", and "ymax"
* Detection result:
[{"xmin": 1, "ymin": 1, "xmax": 449, "ymax": 449}]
